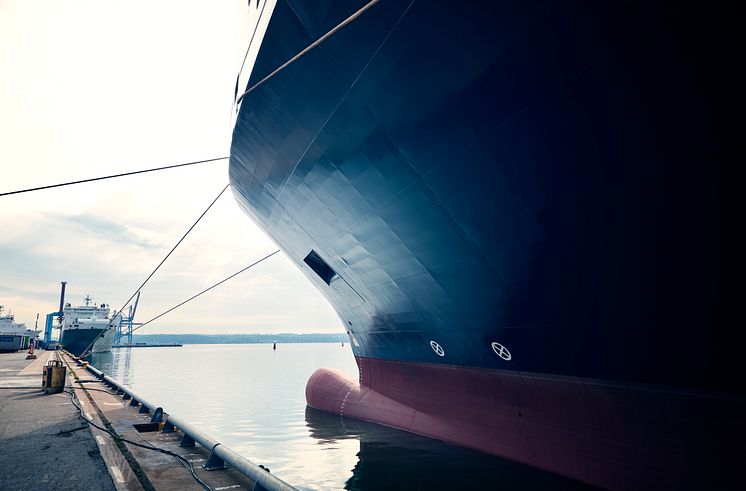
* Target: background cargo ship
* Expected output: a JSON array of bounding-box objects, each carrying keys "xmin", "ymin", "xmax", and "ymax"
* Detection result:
[
  {"xmin": 229, "ymin": 1, "xmax": 742, "ymax": 489},
  {"xmin": 59, "ymin": 296, "xmax": 121, "ymax": 356},
  {"xmin": 0, "ymin": 306, "xmax": 34, "ymax": 352}
]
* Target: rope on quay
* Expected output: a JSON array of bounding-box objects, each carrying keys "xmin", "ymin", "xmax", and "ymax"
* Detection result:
[
  {"xmin": 0, "ymin": 157, "xmax": 228, "ymax": 197},
  {"xmin": 64, "ymin": 387, "xmax": 212, "ymax": 491},
  {"xmin": 63, "ymin": 350, "xmax": 297, "ymax": 490},
  {"xmin": 0, "ymin": 386, "xmax": 46, "ymax": 389},
  {"xmin": 59, "ymin": 353, "xmax": 210, "ymax": 490}
]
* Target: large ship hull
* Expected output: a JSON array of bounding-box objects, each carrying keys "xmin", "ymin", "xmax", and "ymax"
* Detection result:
[
  {"xmin": 230, "ymin": 1, "xmax": 742, "ymax": 488},
  {"xmin": 60, "ymin": 328, "xmax": 108, "ymax": 357},
  {"xmin": 92, "ymin": 325, "xmax": 116, "ymax": 354},
  {"xmin": 306, "ymin": 362, "xmax": 739, "ymax": 489}
]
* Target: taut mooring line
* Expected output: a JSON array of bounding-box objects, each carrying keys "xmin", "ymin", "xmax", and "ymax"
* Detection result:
[{"xmin": 0, "ymin": 156, "xmax": 229, "ymax": 197}]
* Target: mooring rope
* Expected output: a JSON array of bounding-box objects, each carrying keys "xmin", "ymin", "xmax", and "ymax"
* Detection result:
[
  {"xmin": 116, "ymin": 183, "xmax": 231, "ymax": 315},
  {"xmin": 0, "ymin": 157, "xmax": 228, "ymax": 198},
  {"xmin": 83, "ymin": 249, "xmax": 280, "ymax": 356},
  {"xmin": 77, "ymin": 183, "xmax": 231, "ymax": 359},
  {"xmin": 236, "ymin": 0, "xmax": 381, "ymax": 104}
]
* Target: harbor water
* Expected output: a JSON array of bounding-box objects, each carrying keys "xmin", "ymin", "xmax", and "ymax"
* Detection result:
[{"xmin": 91, "ymin": 343, "xmax": 593, "ymax": 490}]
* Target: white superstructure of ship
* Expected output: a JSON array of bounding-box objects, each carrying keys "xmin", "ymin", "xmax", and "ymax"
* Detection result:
[
  {"xmin": 60, "ymin": 295, "xmax": 121, "ymax": 354},
  {"xmin": 0, "ymin": 305, "xmax": 36, "ymax": 351}
]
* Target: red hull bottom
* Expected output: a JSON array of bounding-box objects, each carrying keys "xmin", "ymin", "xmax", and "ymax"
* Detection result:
[{"xmin": 306, "ymin": 358, "xmax": 744, "ymax": 490}]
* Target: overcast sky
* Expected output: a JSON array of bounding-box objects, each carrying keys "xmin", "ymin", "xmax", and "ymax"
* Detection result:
[{"xmin": 0, "ymin": 0, "xmax": 343, "ymax": 334}]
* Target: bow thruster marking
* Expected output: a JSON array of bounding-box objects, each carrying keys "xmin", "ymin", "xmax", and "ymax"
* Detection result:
[
  {"xmin": 430, "ymin": 340, "xmax": 445, "ymax": 357},
  {"xmin": 491, "ymin": 341, "xmax": 512, "ymax": 361}
]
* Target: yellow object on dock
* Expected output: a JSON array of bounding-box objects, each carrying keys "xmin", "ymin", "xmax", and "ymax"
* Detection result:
[{"xmin": 43, "ymin": 360, "xmax": 66, "ymax": 394}]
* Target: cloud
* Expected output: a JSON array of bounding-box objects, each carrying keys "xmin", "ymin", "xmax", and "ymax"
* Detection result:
[
  {"xmin": 0, "ymin": 1, "xmax": 344, "ymax": 334},
  {"xmin": 57, "ymin": 214, "xmax": 159, "ymax": 250}
]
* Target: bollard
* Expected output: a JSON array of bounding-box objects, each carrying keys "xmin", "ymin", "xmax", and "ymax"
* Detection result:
[{"xmin": 43, "ymin": 360, "xmax": 66, "ymax": 394}]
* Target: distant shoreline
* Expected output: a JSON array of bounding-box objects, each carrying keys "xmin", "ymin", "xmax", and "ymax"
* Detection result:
[{"xmin": 130, "ymin": 333, "xmax": 347, "ymax": 345}]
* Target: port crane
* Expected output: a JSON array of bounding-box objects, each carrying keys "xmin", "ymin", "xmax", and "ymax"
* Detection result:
[{"xmin": 115, "ymin": 291, "xmax": 142, "ymax": 345}]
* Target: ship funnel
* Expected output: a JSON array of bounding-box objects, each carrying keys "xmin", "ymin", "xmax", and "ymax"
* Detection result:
[{"xmin": 57, "ymin": 281, "xmax": 67, "ymax": 321}]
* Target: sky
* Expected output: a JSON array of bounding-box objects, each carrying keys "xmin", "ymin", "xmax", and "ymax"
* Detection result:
[{"xmin": 0, "ymin": 0, "xmax": 343, "ymax": 334}]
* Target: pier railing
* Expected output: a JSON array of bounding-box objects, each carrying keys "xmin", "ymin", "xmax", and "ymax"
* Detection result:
[{"xmin": 66, "ymin": 351, "xmax": 296, "ymax": 491}]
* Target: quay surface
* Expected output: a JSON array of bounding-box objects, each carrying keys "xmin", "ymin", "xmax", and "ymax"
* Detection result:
[
  {"xmin": 0, "ymin": 350, "xmax": 275, "ymax": 490},
  {"xmin": 0, "ymin": 350, "xmax": 115, "ymax": 490}
]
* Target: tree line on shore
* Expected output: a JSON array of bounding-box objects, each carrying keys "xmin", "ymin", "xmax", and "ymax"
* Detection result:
[{"xmin": 131, "ymin": 332, "xmax": 348, "ymax": 345}]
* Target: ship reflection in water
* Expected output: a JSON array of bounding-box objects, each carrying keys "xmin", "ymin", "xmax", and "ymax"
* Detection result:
[{"xmin": 304, "ymin": 406, "xmax": 594, "ymax": 490}]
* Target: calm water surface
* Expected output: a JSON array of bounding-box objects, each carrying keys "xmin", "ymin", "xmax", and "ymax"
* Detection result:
[{"xmin": 91, "ymin": 343, "xmax": 593, "ymax": 490}]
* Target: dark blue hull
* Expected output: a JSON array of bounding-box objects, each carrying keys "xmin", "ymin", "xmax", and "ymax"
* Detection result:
[
  {"xmin": 230, "ymin": 1, "xmax": 742, "ymax": 488},
  {"xmin": 60, "ymin": 328, "xmax": 105, "ymax": 357}
]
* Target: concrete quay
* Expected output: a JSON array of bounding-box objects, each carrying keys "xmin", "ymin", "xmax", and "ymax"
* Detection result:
[
  {"xmin": 0, "ymin": 349, "xmax": 269, "ymax": 490},
  {"xmin": 0, "ymin": 350, "xmax": 115, "ymax": 490}
]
